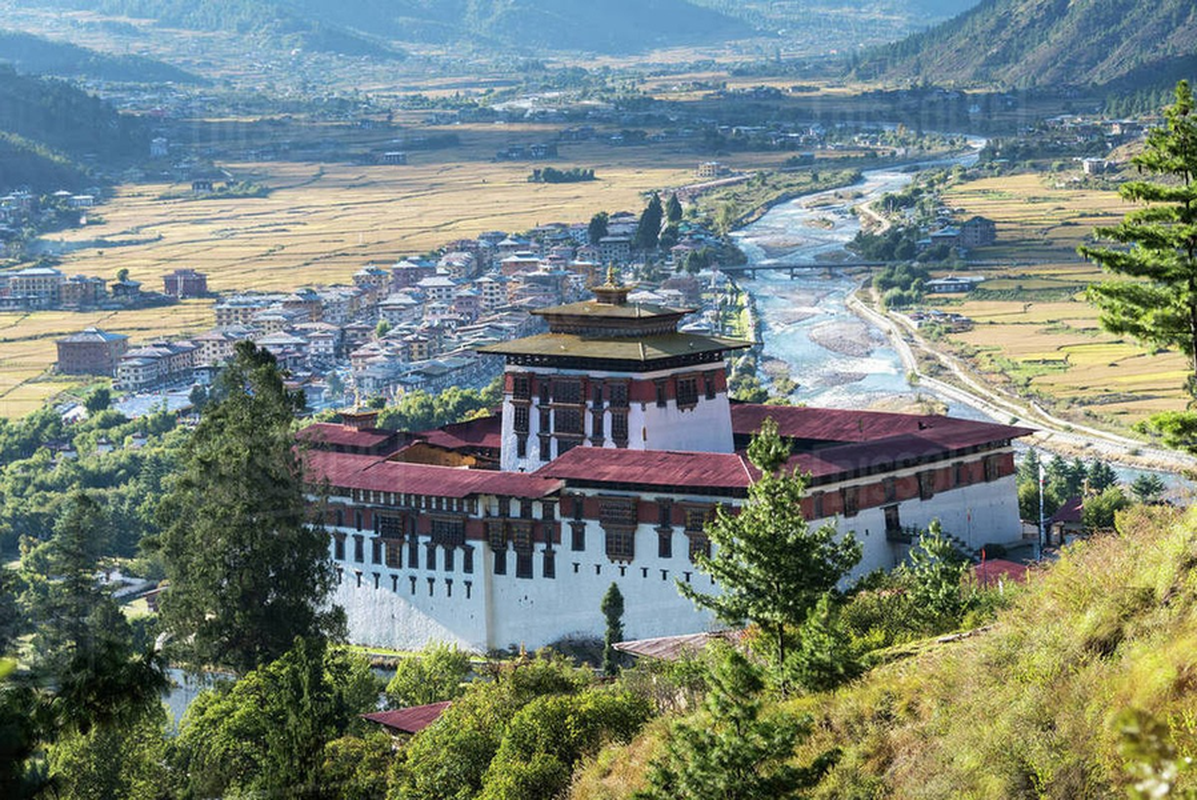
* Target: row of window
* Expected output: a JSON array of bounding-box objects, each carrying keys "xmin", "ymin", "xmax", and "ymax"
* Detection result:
[
  {"xmin": 512, "ymin": 374, "xmax": 630, "ymax": 407},
  {"xmin": 814, "ymin": 457, "xmax": 1004, "ymax": 519}
]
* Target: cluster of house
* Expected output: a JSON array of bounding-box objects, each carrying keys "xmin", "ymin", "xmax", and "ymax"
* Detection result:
[
  {"xmin": 0, "ymin": 189, "xmax": 100, "ymax": 259},
  {"xmin": 0, "ymin": 265, "xmax": 207, "ymax": 312},
  {"xmin": 918, "ymin": 215, "xmax": 997, "ymax": 254}
]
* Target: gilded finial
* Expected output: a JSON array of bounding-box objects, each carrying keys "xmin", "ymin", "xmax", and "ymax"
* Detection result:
[
  {"xmin": 606, "ymin": 264, "xmax": 618, "ymax": 287},
  {"xmin": 353, "ymin": 386, "xmax": 363, "ymax": 412}
]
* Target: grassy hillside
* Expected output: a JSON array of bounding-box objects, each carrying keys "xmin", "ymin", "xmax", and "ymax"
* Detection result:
[
  {"xmin": 0, "ymin": 29, "xmax": 201, "ymax": 83},
  {"xmin": 572, "ymin": 504, "xmax": 1197, "ymax": 798},
  {"xmin": 854, "ymin": 0, "xmax": 1197, "ymax": 91}
]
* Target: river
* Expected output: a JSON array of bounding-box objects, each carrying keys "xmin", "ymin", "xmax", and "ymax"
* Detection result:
[{"xmin": 732, "ymin": 149, "xmax": 981, "ymax": 413}]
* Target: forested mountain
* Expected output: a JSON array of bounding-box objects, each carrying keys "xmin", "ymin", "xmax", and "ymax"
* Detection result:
[
  {"xmin": 853, "ymin": 0, "xmax": 1197, "ymax": 90},
  {"xmin": 691, "ymin": 0, "xmax": 981, "ymax": 36},
  {"xmin": 0, "ymin": 30, "xmax": 201, "ymax": 83},
  {"xmin": 22, "ymin": 0, "xmax": 750, "ymax": 55},
  {"xmin": 0, "ymin": 66, "xmax": 145, "ymax": 191}
]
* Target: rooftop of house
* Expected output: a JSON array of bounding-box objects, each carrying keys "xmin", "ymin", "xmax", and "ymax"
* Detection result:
[
  {"xmin": 362, "ymin": 702, "xmax": 452, "ymax": 735},
  {"xmin": 476, "ymin": 332, "xmax": 750, "ymax": 363},
  {"xmin": 58, "ymin": 326, "xmax": 128, "ymax": 344}
]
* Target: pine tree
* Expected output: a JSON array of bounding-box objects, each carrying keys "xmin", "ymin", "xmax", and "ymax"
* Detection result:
[
  {"xmin": 680, "ymin": 418, "xmax": 861, "ymax": 675},
  {"xmin": 588, "ymin": 211, "xmax": 608, "ymax": 245},
  {"xmin": 600, "ymin": 582, "xmax": 625, "ymax": 677},
  {"xmin": 152, "ymin": 342, "xmax": 343, "ymax": 673},
  {"xmin": 1080, "ymin": 81, "xmax": 1197, "ymax": 449}
]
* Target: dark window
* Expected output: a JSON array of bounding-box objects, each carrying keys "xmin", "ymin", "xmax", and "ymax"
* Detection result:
[
  {"xmin": 335, "ymin": 508, "xmax": 344, "ymax": 528},
  {"xmin": 591, "ymin": 382, "xmax": 603, "ymax": 406},
  {"xmin": 494, "ymin": 549, "xmax": 507, "ymax": 575},
  {"xmin": 687, "ymin": 534, "xmax": 710, "ymax": 562},
  {"xmin": 379, "ymin": 515, "xmax": 402, "ymax": 538},
  {"xmin": 571, "ymin": 521, "xmax": 586, "ymax": 551},
  {"xmin": 354, "ymin": 510, "xmax": 363, "ymax": 531},
  {"xmin": 463, "ymin": 546, "xmax": 474, "ymax": 574},
  {"xmin": 884, "ymin": 504, "xmax": 901, "ymax": 536},
  {"xmin": 842, "ymin": 486, "xmax": 859, "ymax": 517},
  {"xmin": 517, "ymin": 435, "xmax": 527, "ymax": 458},
  {"xmin": 812, "ymin": 492, "xmax": 825, "ymax": 519},
  {"xmin": 539, "ymin": 381, "xmax": 550, "ymax": 404},
  {"xmin": 555, "ymin": 407, "xmax": 583, "ymax": 435},
  {"xmin": 605, "ymin": 527, "xmax": 635, "ymax": 561},
  {"xmin": 658, "ymin": 500, "xmax": 673, "ymax": 528},
  {"xmin": 658, "ymin": 530, "xmax": 672, "ymax": 559},
  {"xmin": 884, "ymin": 477, "xmax": 897, "ymax": 503},
  {"xmin": 655, "ymin": 380, "xmax": 668, "ymax": 407},
  {"xmin": 371, "ymin": 538, "xmax": 382, "ymax": 565},
  {"xmin": 464, "ymin": 580, "xmax": 472, "ymax": 599},
  {"xmin": 409, "ymin": 575, "xmax": 417, "ymax": 594},
  {"xmin": 513, "ymin": 405, "xmax": 530, "ymax": 433},
  {"xmin": 334, "ymin": 535, "xmax": 345, "ymax": 561},
  {"xmin": 408, "ymin": 535, "xmax": 419, "ymax": 567},
  {"xmin": 984, "ymin": 455, "xmax": 1000, "ymax": 482},
  {"xmin": 539, "ymin": 436, "xmax": 551, "ymax": 461},
  {"xmin": 432, "ymin": 518, "xmax": 466, "ymax": 546},
  {"xmin": 516, "ymin": 551, "xmax": 533, "ymax": 579},
  {"xmin": 543, "ymin": 549, "xmax": 556, "ymax": 578},
  {"xmin": 512, "ymin": 373, "xmax": 530, "ymax": 399},
  {"xmin": 520, "ymin": 501, "xmax": 533, "ymax": 520},
  {"xmin": 385, "ymin": 539, "xmax": 402, "ymax": 569},
  {"xmin": 954, "ymin": 462, "xmax": 965, "ymax": 486},
  {"xmin": 918, "ymin": 471, "xmax": 935, "ymax": 501},
  {"xmin": 591, "ymin": 410, "xmax": 604, "ymax": 439},
  {"xmin": 425, "ymin": 543, "xmax": 437, "ymax": 571},
  {"xmin": 542, "ymin": 500, "xmax": 556, "ymax": 521},
  {"xmin": 611, "ymin": 413, "xmax": 628, "ymax": 444},
  {"xmin": 353, "ymin": 535, "xmax": 364, "ymax": 562},
  {"xmin": 539, "ymin": 408, "xmax": 551, "ymax": 430},
  {"xmin": 554, "ymin": 380, "xmax": 582, "ymax": 405},
  {"xmin": 487, "ymin": 521, "xmax": 506, "ymax": 551},
  {"xmin": 676, "ymin": 377, "xmax": 698, "ymax": 408},
  {"xmin": 704, "ymin": 374, "xmax": 716, "ymax": 400},
  {"xmin": 609, "ymin": 383, "xmax": 628, "ymax": 408},
  {"xmin": 444, "ymin": 546, "xmax": 454, "ymax": 571},
  {"xmin": 445, "ymin": 579, "xmax": 452, "ymax": 597},
  {"xmin": 684, "ymin": 508, "xmax": 710, "ymax": 534},
  {"xmin": 427, "ymin": 577, "xmax": 435, "ymax": 596}
]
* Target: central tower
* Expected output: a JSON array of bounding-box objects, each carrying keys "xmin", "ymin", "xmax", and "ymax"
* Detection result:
[{"xmin": 479, "ymin": 272, "xmax": 752, "ymax": 472}]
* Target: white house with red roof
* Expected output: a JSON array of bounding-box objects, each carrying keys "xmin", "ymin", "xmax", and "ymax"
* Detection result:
[{"xmin": 300, "ymin": 275, "xmax": 1030, "ymax": 653}]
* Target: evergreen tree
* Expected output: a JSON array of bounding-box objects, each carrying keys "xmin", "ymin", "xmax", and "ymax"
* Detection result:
[
  {"xmin": 665, "ymin": 192, "xmax": 683, "ymax": 224},
  {"xmin": 1080, "ymin": 81, "xmax": 1197, "ymax": 449},
  {"xmin": 634, "ymin": 192, "xmax": 664, "ymax": 251},
  {"xmin": 1130, "ymin": 473, "xmax": 1167, "ymax": 503},
  {"xmin": 601, "ymin": 582, "xmax": 625, "ymax": 677},
  {"xmin": 588, "ymin": 211, "xmax": 609, "ymax": 245},
  {"xmin": 680, "ymin": 418, "xmax": 861, "ymax": 678},
  {"xmin": 152, "ymin": 342, "xmax": 343, "ymax": 673},
  {"xmin": 1087, "ymin": 460, "xmax": 1119, "ymax": 493},
  {"xmin": 636, "ymin": 648, "xmax": 830, "ymax": 800}
]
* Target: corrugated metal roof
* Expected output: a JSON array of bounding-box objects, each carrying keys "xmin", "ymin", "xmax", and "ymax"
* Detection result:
[
  {"xmin": 477, "ymin": 332, "xmax": 750, "ymax": 361},
  {"xmin": 299, "ymin": 423, "xmax": 397, "ymax": 450},
  {"xmin": 537, "ymin": 448, "xmax": 753, "ymax": 490},
  {"xmin": 362, "ymin": 701, "xmax": 451, "ymax": 734},
  {"xmin": 303, "ymin": 450, "xmax": 560, "ymax": 499}
]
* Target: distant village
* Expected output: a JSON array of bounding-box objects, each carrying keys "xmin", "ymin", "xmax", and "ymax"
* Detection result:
[{"xmin": 49, "ymin": 207, "xmax": 733, "ymax": 415}]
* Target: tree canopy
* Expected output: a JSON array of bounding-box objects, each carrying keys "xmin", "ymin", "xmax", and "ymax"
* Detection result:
[{"xmin": 152, "ymin": 342, "xmax": 342, "ymax": 673}]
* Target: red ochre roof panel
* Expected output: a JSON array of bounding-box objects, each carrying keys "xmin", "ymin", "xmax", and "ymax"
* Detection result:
[
  {"xmin": 416, "ymin": 414, "xmax": 502, "ymax": 451},
  {"xmin": 537, "ymin": 448, "xmax": 754, "ymax": 490},
  {"xmin": 362, "ymin": 701, "xmax": 452, "ymax": 734},
  {"xmin": 303, "ymin": 450, "xmax": 560, "ymax": 499},
  {"xmin": 298, "ymin": 422, "xmax": 397, "ymax": 449}
]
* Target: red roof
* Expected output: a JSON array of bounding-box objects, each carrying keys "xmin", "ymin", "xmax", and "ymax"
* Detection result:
[
  {"xmin": 974, "ymin": 558, "xmax": 1030, "ymax": 585},
  {"xmin": 537, "ymin": 448, "xmax": 754, "ymax": 491},
  {"xmin": 299, "ymin": 422, "xmax": 398, "ymax": 450},
  {"xmin": 1049, "ymin": 496, "xmax": 1084, "ymax": 525},
  {"xmin": 731, "ymin": 403, "xmax": 1033, "ymax": 450},
  {"xmin": 417, "ymin": 414, "xmax": 502, "ymax": 452},
  {"xmin": 362, "ymin": 701, "xmax": 452, "ymax": 734},
  {"xmin": 303, "ymin": 450, "xmax": 560, "ymax": 499}
]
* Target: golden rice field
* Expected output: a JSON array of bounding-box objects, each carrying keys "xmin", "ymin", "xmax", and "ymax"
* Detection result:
[{"xmin": 0, "ymin": 302, "xmax": 214, "ymax": 418}]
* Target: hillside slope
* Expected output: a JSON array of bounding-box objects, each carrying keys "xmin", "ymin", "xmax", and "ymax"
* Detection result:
[
  {"xmin": 854, "ymin": 0, "xmax": 1197, "ymax": 90},
  {"xmin": 19, "ymin": 0, "xmax": 750, "ymax": 55},
  {"xmin": 0, "ymin": 29, "xmax": 201, "ymax": 83},
  {"xmin": 572, "ymin": 505, "xmax": 1197, "ymax": 798}
]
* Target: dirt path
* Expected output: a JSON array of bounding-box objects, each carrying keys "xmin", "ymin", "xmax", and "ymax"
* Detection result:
[{"xmin": 847, "ymin": 288, "xmax": 1197, "ymax": 473}]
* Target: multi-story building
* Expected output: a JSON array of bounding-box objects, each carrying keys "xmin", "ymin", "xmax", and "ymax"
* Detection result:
[
  {"xmin": 9, "ymin": 266, "xmax": 65, "ymax": 308},
  {"xmin": 56, "ymin": 327, "xmax": 129, "ymax": 375},
  {"xmin": 163, "ymin": 269, "xmax": 209, "ymax": 299},
  {"xmin": 302, "ymin": 276, "xmax": 1029, "ymax": 653},
  {"xmin": 59, "ymin": 275, "xmax": 106, "ymax": 309}
]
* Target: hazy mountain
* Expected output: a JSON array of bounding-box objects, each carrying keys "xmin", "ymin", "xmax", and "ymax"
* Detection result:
[
  {"xmin": 689, "ymin": 0, "xmax": 983, "ymax": 43},
  {"xmin": 22, "ymin": 0, "xmax": 749, "ymax": 55},
  {"xmin": 0, "ymin": 29, "xmax": 202, "ymax": 83},
  {"xmin": 854, "ymin": 0, "xmax": 1197, "ymax": 90}
]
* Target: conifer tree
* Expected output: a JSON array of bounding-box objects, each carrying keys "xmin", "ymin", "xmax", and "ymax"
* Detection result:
[
  {"xmin": 634, "ymin": 192, "xmax": 664, "ymax": 251},
  {"xmin": 680, "ymin": 418, "xmax": 861, "ymax": 672},
  {"xmin": 1080, "ymin": 80, "xmax": 1197, "ymax": 449},
  {"xmin": 665, "ymin": 192, "xmax": 683, "ymax": 224},
  {"xmin": 601, "ymin": 582, "xmax": 625, "ymax": 676},
  {"xmin": 152, "ymin": 342, "xmax": 343, "ymax": 673}
]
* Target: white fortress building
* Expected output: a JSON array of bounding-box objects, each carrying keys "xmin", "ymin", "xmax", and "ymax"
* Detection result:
[{"xmin": 301, "ymin": 275, "xmax": 1030, "ymax": 653}]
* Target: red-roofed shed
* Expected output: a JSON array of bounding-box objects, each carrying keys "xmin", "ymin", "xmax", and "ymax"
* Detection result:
[{"xmin": 362, "ymin": 701, "xmax": 452, "ymax": 735}]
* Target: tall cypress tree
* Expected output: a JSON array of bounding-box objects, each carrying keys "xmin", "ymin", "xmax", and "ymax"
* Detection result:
[
  {"xmin": 600, "ymin": 582, "xmax": 625, "ymax": 676},
  {"xmin": 634, "ymin": 192, "xmax": 664, "ymax": 251},
  {"xmin": 153, "ymin": 342, "xmax": 343, "ymax": 673}
]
